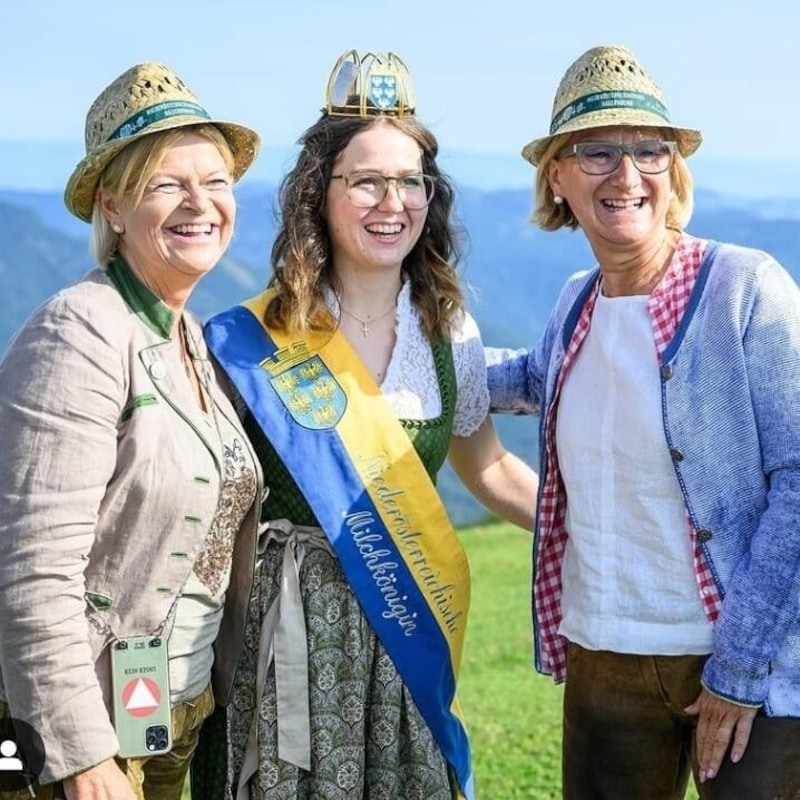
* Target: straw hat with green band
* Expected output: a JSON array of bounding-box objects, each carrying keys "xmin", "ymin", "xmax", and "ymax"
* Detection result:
[
  {"xmin": 522, "ymin": 44, "xmax": 702, "ymax": 167},
  {"xmin": 64, "ymin": 62, "xmax": 261, "ymax": 221}
]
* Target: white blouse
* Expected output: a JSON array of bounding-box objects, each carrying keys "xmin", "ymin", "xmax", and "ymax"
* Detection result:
[
  {"xmin": 555, "ymin": 291, "xmax": 713, "ymax": 655},
  {"xmin": 327, "ymin": 281, "xmax": 489, "ymax": 437}
]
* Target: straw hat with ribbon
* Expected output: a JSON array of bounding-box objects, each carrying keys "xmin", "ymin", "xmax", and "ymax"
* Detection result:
[
  {"xmin": 64, "ymin": 62, "xmax": 261, "ymax": 221},
  {"xmin": 323, "ymin": 50, "xmax": 416, "ymax": 118},
  {"xmin": 522, "ymin": 45, "xmax": 702, "ymax": 167}
]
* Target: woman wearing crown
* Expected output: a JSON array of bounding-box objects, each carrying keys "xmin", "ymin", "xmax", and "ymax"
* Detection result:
[{"xmin": 197, "ymin": 49, "xmax": 538, "ymax": 800}]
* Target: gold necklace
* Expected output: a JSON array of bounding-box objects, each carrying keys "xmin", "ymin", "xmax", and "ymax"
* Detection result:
[{"xmin": 340, "ymin": 302, "xmax": 397, "ymax": 337}]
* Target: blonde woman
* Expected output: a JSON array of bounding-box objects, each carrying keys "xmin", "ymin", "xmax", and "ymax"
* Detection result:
[
  {"xmin": 488, "ymin": 44, "xmax": 800, "ymax": 800},
  {"xmin": 0, "ymin": 63, "xmax": 263, "ymax": 799}
]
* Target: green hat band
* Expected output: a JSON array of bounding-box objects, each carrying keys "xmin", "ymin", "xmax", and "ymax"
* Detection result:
[
  {"xmin": 550, "ymin": 90, "xmax": 671, "ymax": 135},
  {"xmin": 108, "ymin": 100, "xmax": 211, "ymax": 143}
]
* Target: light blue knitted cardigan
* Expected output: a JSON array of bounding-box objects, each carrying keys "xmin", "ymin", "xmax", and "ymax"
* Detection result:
[{"xmin": 487, "ymin": 240, "xmax": 800, "ymax": 716}]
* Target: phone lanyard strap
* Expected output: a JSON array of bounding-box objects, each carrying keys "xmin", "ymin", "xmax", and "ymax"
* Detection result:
[{"xmin": 85, "ymin": 593, "xmax": 179, "ymax": 645}]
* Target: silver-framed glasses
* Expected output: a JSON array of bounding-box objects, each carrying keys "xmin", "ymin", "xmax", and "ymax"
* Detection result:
[
  {"xmin": 558, "ymin": 140, "xmax": 677, "ymax": 175},
  {"xmin": 330, "ymin": 172, "xmax": 435, "ymax": 209}
]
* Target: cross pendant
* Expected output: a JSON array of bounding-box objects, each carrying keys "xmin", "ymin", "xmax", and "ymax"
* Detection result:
[{"xmin": 360, "ymin": 321, "xmax": 369, "ymax": 337}]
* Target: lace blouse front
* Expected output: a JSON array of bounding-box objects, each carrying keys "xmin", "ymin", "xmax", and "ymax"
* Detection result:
[{"xmin": 326, "ymin": 281, "xmax": 489, "ymax": 437}]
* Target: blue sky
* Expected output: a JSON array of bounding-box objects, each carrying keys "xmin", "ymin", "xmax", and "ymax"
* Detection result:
[{"xmin": 2, "ymin": 0, "xmax": 799, "ymax": 194}]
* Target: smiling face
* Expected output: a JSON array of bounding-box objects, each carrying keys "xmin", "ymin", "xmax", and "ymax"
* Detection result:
[
  {"xmin": 98, "ymin": 130, "xmax": 235, "ymax": 304},
  {"xmin": 547, "ymin": 125, "xmax": 673, "ymax": 254},
  {"xmin": 325, "ymin": 120, "xmax": 429, "ymax": 279}
]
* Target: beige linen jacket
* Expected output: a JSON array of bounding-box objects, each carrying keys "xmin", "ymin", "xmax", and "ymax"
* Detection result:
[{"xmin": 0, "ymin": 260, "xmax": 263, "ymax": 784}]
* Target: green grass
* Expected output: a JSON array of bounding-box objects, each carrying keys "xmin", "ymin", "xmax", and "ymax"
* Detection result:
[
  {"xmin": 459, "ymin": 519, "xmax": 699, "ymax": 800},
  {"xmin": 458, "ymin": 521, "xmax": 563, "ymax": 799}
]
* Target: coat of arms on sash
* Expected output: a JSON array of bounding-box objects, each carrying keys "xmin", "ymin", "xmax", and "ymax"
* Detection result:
[{"xmin": 260, "ymin": 342, "xmax": 346, "ymax": 430}]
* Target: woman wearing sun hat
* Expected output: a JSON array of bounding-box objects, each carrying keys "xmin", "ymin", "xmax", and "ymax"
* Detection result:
[
  {"xmin": 487, "ymin": 44, "xmax": 800, "ymax": 798},
  {"xmin": 194, "ymin": 48, "xmax": 538, "ymax": 800},
  {"xmin": 0, "ymin": 62, "xmax": 263, "ymax": 798}
]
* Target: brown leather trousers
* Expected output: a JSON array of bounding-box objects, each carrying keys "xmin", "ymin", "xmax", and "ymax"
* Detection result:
[{"xmin": 562, "ymin": 643, "xmax": 800, "ymax": 800}]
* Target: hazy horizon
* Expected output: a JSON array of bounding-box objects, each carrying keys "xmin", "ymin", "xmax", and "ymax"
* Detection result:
[{"xmin": 2, "ymin": 139, "xmax": 800, "ymax": 203}]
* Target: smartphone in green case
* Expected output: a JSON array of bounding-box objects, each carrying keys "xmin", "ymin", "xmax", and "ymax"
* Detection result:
[{"xmin": 109, "ymin": 636, "xmax": 172, "ymax": 758}]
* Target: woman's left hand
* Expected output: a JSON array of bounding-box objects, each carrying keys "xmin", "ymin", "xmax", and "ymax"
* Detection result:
[{"xmin": 685, "ymin": 689, "xmax": 758, "ymax": 783}]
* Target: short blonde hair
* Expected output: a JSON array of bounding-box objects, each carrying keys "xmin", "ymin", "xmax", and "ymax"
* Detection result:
[
  {"xmin": 90, "ymin": 124, "xmax": 234, "ymax": 267},
  {"xmin": 533, "ymin": 131, "xmax": 695, "ymax": 232}
]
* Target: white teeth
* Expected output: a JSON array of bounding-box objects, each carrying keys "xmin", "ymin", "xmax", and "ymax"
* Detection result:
[
  {"xmin": 172, "ymin": 224, "xmax": 213, "ymax": 234},
  {"xmin": 602, "ymin": 199, "xmax": 643, "ymax": 209},
  {"xmin": 366, "ymin": 223, "xmax": 402, "ymax": 234}
]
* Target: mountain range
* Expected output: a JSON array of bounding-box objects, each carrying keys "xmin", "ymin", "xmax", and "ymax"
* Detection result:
[
  {"xmin": 7, "ymin": 140, "xmax": 800, "ymax": 202},
  {"xmin": 2, "ymin": 180, "xmax": 800, "ymax": 525}
]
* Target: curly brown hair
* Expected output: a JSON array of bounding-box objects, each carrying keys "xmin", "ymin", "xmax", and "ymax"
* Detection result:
[{"xmin": 265, "ymin": 114, "xmax": 464, "ymax": 341}]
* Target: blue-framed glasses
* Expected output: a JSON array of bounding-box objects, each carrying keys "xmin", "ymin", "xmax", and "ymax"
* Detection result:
[{"xmin": 558, "ymin": 140, "xmax": 677, "ymax": 175}]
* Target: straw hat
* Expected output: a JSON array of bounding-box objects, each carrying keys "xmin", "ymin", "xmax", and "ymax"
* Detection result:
[
  {"xmin": 64, "ymin": 62, "xmax": 261, "ymax": 221},
  {"xmin": 522, "ymin": 45, "xmax": 702, "ymax": 166},
  {"xmin": 324, "ymin": 50, "xmax": 416, "ymax": 118}
]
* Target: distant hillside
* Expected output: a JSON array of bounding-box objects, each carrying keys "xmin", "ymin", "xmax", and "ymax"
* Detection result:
[
  {"xmin": 3, "ymin": 184, "xmax": 800, "ymax": 525},
  {"xmin": 6, "ymin": 140, "xmax": 800, "ymax": 200},
  {"xmin": 0, "ymin": 201, "xmax": 88, "ymax": 340}
]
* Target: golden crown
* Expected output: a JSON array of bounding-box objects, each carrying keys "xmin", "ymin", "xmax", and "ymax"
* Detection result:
[{"xmin": 324, "ymin": 49, "xmax": 415, "ymax": 118}]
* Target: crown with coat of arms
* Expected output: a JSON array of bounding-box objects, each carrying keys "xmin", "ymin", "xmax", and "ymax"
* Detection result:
[{"xmin": 324, "ymin": 49, "xmax": 416, "ymax": 118}]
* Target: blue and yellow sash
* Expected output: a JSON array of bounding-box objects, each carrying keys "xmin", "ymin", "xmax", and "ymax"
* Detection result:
[{"xmin": 205, "ymin": 292, "xmax": 473, "ymax": 799}]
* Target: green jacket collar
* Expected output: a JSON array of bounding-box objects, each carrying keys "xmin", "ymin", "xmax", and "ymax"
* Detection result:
[{"xmin": 107, "ymin": 256, "xmax": 176, "ymax": 339}]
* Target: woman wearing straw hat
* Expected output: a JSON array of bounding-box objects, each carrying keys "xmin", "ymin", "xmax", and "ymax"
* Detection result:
[
  {"xmin": 487, "ymin": 44, "xmax": 800, "ymax": 799},
  {"xmin": 195, "ymin": 49, "xmax": 538, "ymax": 800},
  {"xmin": 0, "ymin": 63, "xmax": 264, "ymax": 799}
]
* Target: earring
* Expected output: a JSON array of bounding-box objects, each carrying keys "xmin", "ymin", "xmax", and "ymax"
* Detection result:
[
  {"xmin": 112, "ymin": 223, "xmax": 124, "ymax": 234},
  {"xmin": 553, "ymin": 195, "xmax": 564, "ymax": 205}
]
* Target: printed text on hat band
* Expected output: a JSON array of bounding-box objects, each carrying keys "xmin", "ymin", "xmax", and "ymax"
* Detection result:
[
  {"xmin": 108, "ymin": 101, "xmax": 212, "ymax": 143},
  {"xmin": 550, "ymin": 90, "xmax": 671, "ymax": 135}
]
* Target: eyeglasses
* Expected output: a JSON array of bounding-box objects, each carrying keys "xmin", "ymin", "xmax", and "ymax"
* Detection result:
[
  {"xmin": 557, "ymin": 140, "xmax": 677, "ymax": 176},
  {"xmin": 330, "ymin": 172, "xmax": 436, "ymax": 209}
]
